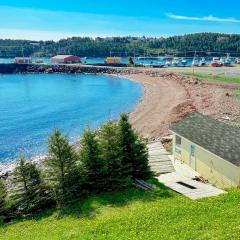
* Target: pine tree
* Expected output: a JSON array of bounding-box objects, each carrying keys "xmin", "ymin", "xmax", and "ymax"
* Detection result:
[
  {"xmin": 12, "ymin": 155, "xmax": 31, "ymax": 208},
  {"xmin": 46, "ymin": 129, "xmax": 79, "ymax": 204},
  {"xmin": 80, "ymin": 129, "xmax": 107, "ymax": 191},
  {"xmin": 118, "ymin": 114, "xmax": 152, "ymax": 180},
  {"xmin": 0, "ymin": 180, "xmax": 7, "ymax": 219},
  {"xmin": 98, "ymin": 121, "xmax": 131, "ymax": 190},
  {"xmin": 12, "ymin": 155, "xmax": 52, "ymax": 213}
]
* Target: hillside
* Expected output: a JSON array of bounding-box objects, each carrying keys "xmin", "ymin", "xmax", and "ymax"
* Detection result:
[
  {"xmin": 1, "ymin": 181, "xmax": 240, "ymax": 240},
  {"xmin": 1, "ymin": 33, "xmax": 240, "ymax": 58}
]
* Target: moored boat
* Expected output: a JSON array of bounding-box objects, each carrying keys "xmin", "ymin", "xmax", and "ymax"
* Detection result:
[
  {"xmin": 199, "ymin": 57, "xmax": 206, "ymax": 66},
  {"xmin": 181, "ymin": 58, "xmax": 187, "ymax": 66},
  {"xmin": 165, "ymin": 59, "xmax": 171, "ymax": 67},
  {"xmin": 172, "ymin": 57, "xmax": 179, "ymax": 66},
  {"xmin": 150, "ymin": 62, "xmax": 165, "ymax": 68},
  {"xmin": 192, "ymin": 58, "xmax": 199, "ymax": 66},
  {"xmin": 211, "ymin": 57, "xmax": 221, "ymax": 67},
  {"xmin": 35, "ymin": 59, "xmax": 44, "ymax": 64},
  {"xmin": 235, "ymin": 58, "xmax": 240, "ymax": 64}
]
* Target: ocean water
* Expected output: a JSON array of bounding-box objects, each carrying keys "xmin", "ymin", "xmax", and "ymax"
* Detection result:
[{"xmin": 0, "ymin": 74, "xmax": 143, "ymax": 163}]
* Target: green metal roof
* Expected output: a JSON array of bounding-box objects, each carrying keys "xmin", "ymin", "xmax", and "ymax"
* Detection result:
[{"xmin": 170, "ymin": 112, "xmax": 240, "ymax": 167}]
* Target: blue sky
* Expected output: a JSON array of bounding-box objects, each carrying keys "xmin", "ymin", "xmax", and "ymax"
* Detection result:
[{"xmin": 0, "ymin": 0, "xmax": 240, "ymax": 40}]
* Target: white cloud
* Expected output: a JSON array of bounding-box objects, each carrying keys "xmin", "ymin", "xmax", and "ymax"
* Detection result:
[{"xmin": 167, "ymin": 13, "xmax": 240, "ymax": 23}]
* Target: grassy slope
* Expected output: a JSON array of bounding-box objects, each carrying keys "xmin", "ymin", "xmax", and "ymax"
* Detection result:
[
  {"xmin": 180, "ymin": 72, "xmax": 240, "ymax": 84},
  {"xmin": 1, "ymin": 181, "xmax": 240, "ymax": 240}
]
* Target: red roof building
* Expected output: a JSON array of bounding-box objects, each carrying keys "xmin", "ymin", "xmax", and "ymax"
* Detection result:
[{"xmin": 51, "ymin": 55, "xmax": 81, "ymax": 64}]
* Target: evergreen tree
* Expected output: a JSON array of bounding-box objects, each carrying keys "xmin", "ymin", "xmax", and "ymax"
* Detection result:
[
  {"xmin": 12, "ymin": 156, "xmax": 53, "ymax": 213},
  {"xmin": 80, "ymin": 129, "xmax": 107, "ymax": 191},
  {"xmin": 12, "ymin": 155, "xmax": 31, "ymax": 208},
  {"xmin": 118, "ymin": 114, "xmax": 152, "ymax": 180},
  {"xmin": 98, "ymin": 121, "xmax": 131, "ymax": 190},
  {"xmin": 0, "ymin": 180, "xmax": 7, "ymax": 219},
  {"xmin": 46, "ymin": 129, "xmax": 79, "ymax": 204}
]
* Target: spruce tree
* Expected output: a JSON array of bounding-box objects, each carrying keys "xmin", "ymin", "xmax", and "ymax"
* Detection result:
[
  {"xmin": 80, "ymin": 129, "xmax": 107, "ymax": 191},
  {"xmin": 12, "ymin": 155, "xmax": 31, "ymax": 208},
  {"xmin": 0, "ymin": 180, "xmax": 7, "ymax": 219},
  {"xmin": 12, "ymin": 155, "xmax": 52, "ymax": 213},
  {"xmin": 118, "ymin": 114, "xmax": 151, "ymax": 180},
  {"xmin": 46, "ymin": 129, "xmax": 79, "ymax": 204},
  {"xmin": 98, "ymin": 121, "xmax": 131, "ymax": 190}
]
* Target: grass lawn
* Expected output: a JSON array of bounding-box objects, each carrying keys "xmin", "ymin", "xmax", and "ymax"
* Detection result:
[
  {"xmin": 180, "ymin": 72, "xmax": 240, "ymax": 84},
  {"xmin": 1, "ymin": 180, "xmax": 240, "ymax": 240}
]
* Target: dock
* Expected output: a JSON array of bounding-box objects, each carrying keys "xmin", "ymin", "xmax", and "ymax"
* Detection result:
[{"xmin": 148, "ymin": 141, "xmax": 225, "ymax": 200}]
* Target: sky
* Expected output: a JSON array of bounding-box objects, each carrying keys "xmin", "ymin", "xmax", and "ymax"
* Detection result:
[{"xmin": 0, "ymin": 0, "xmax": 240, "ymax": 40}]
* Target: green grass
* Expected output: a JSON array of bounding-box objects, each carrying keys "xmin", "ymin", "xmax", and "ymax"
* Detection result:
[
  {"xmin": 180, "ymin": 72, "xmax": 240, "ymax": 84},
  {"xmin": 1, "ymin": 181, "xmax": 240, "ymax": 240}
]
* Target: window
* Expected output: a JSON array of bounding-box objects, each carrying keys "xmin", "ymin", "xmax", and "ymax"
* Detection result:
[
  {"xmin": 175, "ymin": 135, "xmax": 182, "ymax": 154},
  {"xmin": 190, "ymin": 145, "xmax": 195, "ymax": 157},
  {"xmin": 176, "ymin": 135, "xmax": 182, "ymax": 146}
]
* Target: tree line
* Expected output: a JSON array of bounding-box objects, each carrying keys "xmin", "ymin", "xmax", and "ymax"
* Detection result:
[
  {"xmin": 1, "ymin": 33, "xmax": 240, "ymax": 58},
  {"xmin": 0, "ymin": 114, "xmax": 152, "ymax": 223}
]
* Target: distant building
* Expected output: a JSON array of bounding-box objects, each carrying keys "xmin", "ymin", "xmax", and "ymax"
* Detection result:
[
  {"xmin": 51, "ymin": 55, "xmax": 81, "ymax": 64},
  {"xmin": 14, "ymin": 57, "xmax": 32, "ymax": 64},
  {"xmin": 170, "ymin": 112, "xmax": 240, "ymax": 189},
  {"xmin": 106, "ymin": 57, "xmax": 121, "ymax": 64}
]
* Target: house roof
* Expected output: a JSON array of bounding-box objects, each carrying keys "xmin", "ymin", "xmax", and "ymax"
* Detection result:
[
  {"xmin": 170, "ymin": 112, "xmax": 240, "ymax": 166},
  {"xmin": 51, "ymin": 55, "xmax": 77, "ymax": 60}
]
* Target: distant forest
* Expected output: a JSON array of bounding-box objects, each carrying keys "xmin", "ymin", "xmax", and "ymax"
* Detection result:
[{"xmin": 0, "ymin": 33, "xmax": 240, "ymax": 58}]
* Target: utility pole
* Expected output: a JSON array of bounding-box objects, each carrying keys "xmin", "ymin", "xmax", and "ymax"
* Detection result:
[{"xmin": 192, "ymin": 50, "xmax": 197, "ymax": 75}]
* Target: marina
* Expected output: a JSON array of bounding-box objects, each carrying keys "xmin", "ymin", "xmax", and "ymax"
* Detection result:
[{"xmin": 1, "ymin": 55, "xmax": 240, "ymax": 68}]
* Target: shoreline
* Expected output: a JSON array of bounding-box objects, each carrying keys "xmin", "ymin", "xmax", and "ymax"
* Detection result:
[
  {"xmin": 1, "ymin": 67, "xmax": 240, "ymax": 176},
  {"xmin": 0, "ymin": 72, "xmax": 143, "ymax": 176}
]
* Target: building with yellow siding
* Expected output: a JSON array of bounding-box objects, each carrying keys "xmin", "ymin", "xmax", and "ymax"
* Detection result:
[{"xmin": 170, "ymin": 112, "xmax": 240, "ymax": 189}]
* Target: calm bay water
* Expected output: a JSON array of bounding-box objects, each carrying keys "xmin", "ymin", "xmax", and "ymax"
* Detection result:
[{"xmin": 0, "ymin": 74, "xmax": 143, "ymax": 163}]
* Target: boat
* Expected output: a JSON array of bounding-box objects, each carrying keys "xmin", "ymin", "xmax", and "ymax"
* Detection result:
[
  {"xmin": 172, "ymin": 57, "xmax": 179, "ymax": 66},
  {"xmin": 224, "ymin": 54, "xmax": 231, "ymax": 66},
  {"xmin": 192, "ymin": 58, "xmax": 199, "ymax": 66},
  {"xmin": 181, "ymin": 58, "xmax": 187, "ymax": 66},
  {"xmin": 219, "ymin": 58, "xmax": 225, "ymax": 65},
  {"xmin": 211, "ymin": 57, "xmax": 221, "ymax": 67},
  {"xmin": 150, "ymin": 62, "xmax": 165, "ymax": 68},
  {"xmin": 224, "ymin": 58, "xmax": 231, "ymax": 66},
  {"xmin": 165, "ymin": 60, "xmax": 171, "ymax": 67},
  {"xmin": 199, "ymin": 57, "xmax": 206, "ymax": 66},
  {"xmin": 236, "ymin": 58, "xmax": 240, "ymax": 64},
  {"xmin": 219, "ymin": 54, "xmax": 231, "ymax": 66},
  {"xmin": 35, "ymin": 59, "xmax": 44, "ymax": 64}
]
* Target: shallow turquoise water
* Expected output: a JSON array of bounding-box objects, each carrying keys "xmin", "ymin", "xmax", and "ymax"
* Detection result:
[{"xmin": 0, "ymin": 74, "xmax": 142, "ymax": 163}]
